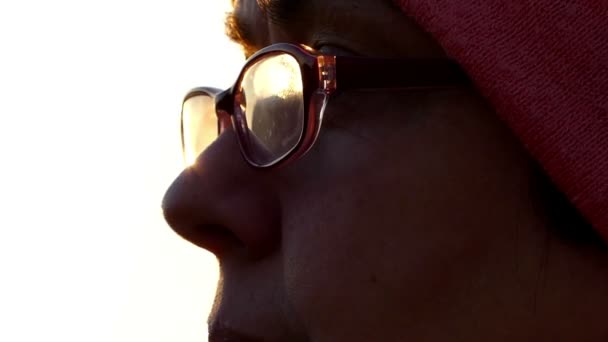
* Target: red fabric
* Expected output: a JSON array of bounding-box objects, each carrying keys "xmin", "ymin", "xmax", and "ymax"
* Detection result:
[{"xmin": 396, "ymin": 0, "xmax": 608, "ymax": 240}]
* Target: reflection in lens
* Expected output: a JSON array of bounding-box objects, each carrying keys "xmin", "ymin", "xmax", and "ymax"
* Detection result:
[
  {"xmin": 181, "ymin": 94, "xmax": 217, "ymax": 166},
  {"xmin": 238, "ymin": 54, "xmax": 304, "ymax": 166}
]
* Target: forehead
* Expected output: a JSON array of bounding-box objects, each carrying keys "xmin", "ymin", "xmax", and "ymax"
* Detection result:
[
  {"xmin": 235, "ymin": 0, "xmax": 390, "ymax": 24},
  {"xmin": 228, "ymin": 0, "xmax": 444, "ymax": 58}
]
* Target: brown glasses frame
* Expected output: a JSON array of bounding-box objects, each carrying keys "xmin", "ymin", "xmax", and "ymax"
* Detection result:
[{"xmin": 182, "ymin": 43, "xmax": 470, "ymax": 168}]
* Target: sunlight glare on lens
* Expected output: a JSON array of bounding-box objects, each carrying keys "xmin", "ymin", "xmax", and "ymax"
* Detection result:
[
  {"xmin": 182, "ymin": 95, "xmax": 218, "ymax": 167},
  {"xmin": 253, "ymin": 55, "xmax": 302, "ymax": 99}
]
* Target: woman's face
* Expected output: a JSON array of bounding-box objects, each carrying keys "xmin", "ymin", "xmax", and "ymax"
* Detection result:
[{"xmin": 162, "ymin": 0, "xmax": 553, "ymax": 341}]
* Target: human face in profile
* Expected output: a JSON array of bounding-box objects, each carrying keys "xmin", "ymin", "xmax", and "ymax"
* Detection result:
[{"xmin": 162, "ymin": 1, "xmax": 562, "ymax": 341}]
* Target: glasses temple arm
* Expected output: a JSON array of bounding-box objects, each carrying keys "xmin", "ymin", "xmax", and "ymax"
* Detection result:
[{"xmin": 334, "ymin": 56, "xmax": 471, "ymax": 91}]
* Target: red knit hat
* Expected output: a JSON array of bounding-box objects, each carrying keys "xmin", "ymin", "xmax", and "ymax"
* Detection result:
[{"xmin": 396, "ymin": 0, "xmax": 608, "ymax": 240}]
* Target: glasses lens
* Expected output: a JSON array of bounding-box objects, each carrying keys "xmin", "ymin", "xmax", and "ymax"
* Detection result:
[
  {"xmin": 236, "ymin": 53, "xmax": 304, "ymax": 166},
  {"xmin": 181, "ymin": 93, "xmax": 217, "ymax": 165}
]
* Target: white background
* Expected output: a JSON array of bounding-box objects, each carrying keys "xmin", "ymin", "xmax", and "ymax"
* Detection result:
[{"xmin": 0, "ymin": 0, "xmax": 243, "ymax": 341}]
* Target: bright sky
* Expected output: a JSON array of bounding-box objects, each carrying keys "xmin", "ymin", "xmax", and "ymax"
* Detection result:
[{"xmin": 0, "ymin": 1, "xmax": 244, "ymax": 341}]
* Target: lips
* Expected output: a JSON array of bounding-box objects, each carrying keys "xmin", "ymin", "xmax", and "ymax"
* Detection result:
[{"xmin": 209, "ymin": 323, "xmax": 266, "ymax": 342}]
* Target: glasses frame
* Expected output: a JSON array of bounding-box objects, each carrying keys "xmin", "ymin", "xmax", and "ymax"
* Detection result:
[{"xmin": 182, "ymin": 43, "xmax": 470, "ymax": 169}]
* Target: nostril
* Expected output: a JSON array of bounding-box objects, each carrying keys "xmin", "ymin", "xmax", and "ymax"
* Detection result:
[
  {"xmin": 196, "ymin": 224, "xmax": 244, "ymax": 256},
  {"xmin": 171, "ymin": 222, "xmax": 244, "ymax": 257}
]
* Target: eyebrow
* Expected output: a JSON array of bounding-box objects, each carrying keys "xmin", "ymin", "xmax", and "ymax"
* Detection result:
[
  {"xmin": 226, "ymin": 0, "xmax": 399, "ymax": 56},
  {"xmin": 259, "ymin": 0, "xmax": 304, "ymax": 25},
  {"xmin": 226, "ymin": 0, "xmax": 305, "ymax": 56}
]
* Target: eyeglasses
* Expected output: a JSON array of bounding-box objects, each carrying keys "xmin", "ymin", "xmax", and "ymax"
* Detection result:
[{"xmin": 181, "ymin": 43, "xmax": 469, "ymax": 168}]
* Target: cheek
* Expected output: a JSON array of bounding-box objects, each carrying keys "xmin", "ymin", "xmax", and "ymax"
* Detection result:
[
  {"xmin": 281, "ymin": 175, "xmax": 487, "ymax": 341},
  {"xmin": 278, "ymin": 92, "xmax": 534, "ymax": 339},
  {"xmin": 279, "ymin": 134, "xmax": 486, "ymax": 339}
]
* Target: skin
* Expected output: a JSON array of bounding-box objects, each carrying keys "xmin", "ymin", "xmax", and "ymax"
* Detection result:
[{"xmin": 162, "ymin": 0, "xmax": 608, "ymax": 341}]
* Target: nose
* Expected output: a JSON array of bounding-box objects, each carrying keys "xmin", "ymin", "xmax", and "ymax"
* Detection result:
[{"xmin": 162, "ymin": 128, "xmax": 282, "ymax": 259}]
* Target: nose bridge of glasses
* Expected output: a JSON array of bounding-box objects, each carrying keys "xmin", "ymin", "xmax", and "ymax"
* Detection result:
[
  {"xmin": 215, "ymin": 88, "xmax": 234, "ymax": 113},
  {"xmin": 213, "ymin": 89, "xmax": 237, "ymax": 135}
]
